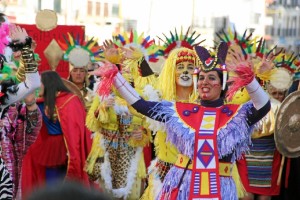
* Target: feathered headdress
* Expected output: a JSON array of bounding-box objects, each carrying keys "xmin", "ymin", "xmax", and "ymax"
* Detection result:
[
  {"xmin": 111, "ymin": 30, "xmax": 160, "ymax": 90},
  {"xmin": 195, "ymin": 42, "xmax": 228, "ymax": 90},
  {"xmin": 158, "ymin": 26, "xmax": 205, "ymax": 58},
  {"xmin": 58, "ymin": 32, "xmax": 104, "ymax": 69},
  {"xmin": 269, "ymin": 52, "xmax": 299, "ymax": 91},
  {"xmin": 113, "ymin": 30, "xmax": 160, "ymax": 63},
  {"xmin": 216, "ymin": 26, "xmax": 253, "ymax": 48}
]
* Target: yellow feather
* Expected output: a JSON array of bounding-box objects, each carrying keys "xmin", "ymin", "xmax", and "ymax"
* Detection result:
[
  {"xmin": 87, "ymin": 39, "xmax": 98, "ymax": 50},
  {"xmin": 67, "ymin": 32, "xmax": 75, "ymax": 46},
  {"xmin": 86, "ymin": 96, "xmax": 102, "ymax": 132},
  {"xmin": 123, "ymin": 31, "xmax": 130, "ymax": 44},
  {"xmin": 84, "ymin": 132, "xmax": 105, "ymax": 174},
  {"xmin": 137, "ymin": 32, "xmax": 145, "ymax": 44}
]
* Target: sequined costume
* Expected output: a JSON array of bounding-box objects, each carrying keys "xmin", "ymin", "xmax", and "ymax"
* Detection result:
[
  {"xmin": 0, "ymin": 103, "xmax": 42, "ymax": 199},
  {"xmin": 0, "ymin": 34, "xmax": 41, "ymax": 199}
]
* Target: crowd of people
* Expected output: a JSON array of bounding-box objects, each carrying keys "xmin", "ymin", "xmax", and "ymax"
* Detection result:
[{"xmin": 0, "ymin": 11, "xmax": 299, "ymax": 200}]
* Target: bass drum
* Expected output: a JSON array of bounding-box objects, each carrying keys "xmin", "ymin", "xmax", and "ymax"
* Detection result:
[{"xmin": 274, "ymin": 90, "xmax": 300, "ymax": 158}]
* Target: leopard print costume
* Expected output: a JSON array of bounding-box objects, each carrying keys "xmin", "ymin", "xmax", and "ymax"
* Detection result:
[{"xmin": 108, "ymin": 145, "xmax": 135, "ymax": 189}]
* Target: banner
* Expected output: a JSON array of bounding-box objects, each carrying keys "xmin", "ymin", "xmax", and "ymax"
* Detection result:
[{"xmin": 17, "ymin": 24, "xmax": 85, "ymax": 79}]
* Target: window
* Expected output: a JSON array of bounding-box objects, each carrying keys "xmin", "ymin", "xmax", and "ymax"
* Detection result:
[
  {"xmin": 87, "ymin": 1, "xmax": 93, "ymax": 16},
  {"xmin": 104, "ymin": 3, "xmax": 108, "ymax": 17},
  {"xmin": 96, "ymin": 2, "xmax": 101, "ymax": 16},
  {"xmin": 38, "ymin": 0, "xmax": 42, "ymax": 10},
  {"xmin": 54, "ymin": 0, "xmax": 61, "ymax": 13},
  {"xmin": 112, "ymin": 4, "xmax": 119, "ymax": 17},
  {"xmin": 7, "ymin": 0, "xmax": 18, "ymax": 4}
]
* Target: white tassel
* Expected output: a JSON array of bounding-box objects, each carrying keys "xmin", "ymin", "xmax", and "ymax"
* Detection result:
[
  {"xmin": 193, "ymin": 68, "xmax": 199, "ymax": 93},
  {"xmin": 222, "ymin": 64, "xmax": 227, "ymax": 90}
]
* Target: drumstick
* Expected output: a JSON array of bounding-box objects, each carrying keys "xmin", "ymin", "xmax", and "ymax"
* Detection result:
[{"xmin": 277, "ymin": 156, "xmax": 285, "ymax": 186}]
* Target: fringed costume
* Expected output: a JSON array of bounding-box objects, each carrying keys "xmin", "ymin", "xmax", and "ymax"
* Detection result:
[
  {"xmin": 106, "ymin": 41, "xmax": 271, "ymax": 199},
  {"xmin": 141, "ymin": 27, "xmax": 203, "ymax": 199}
]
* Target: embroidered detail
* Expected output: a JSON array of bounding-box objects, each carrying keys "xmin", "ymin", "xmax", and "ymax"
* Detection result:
[
  {"xmin": 192, "ymin": 106, "xmax": 199, "ymax": 113},
  {"xmin": 221, "ymin": 106, "xmax": 233, "ymax": 116},
  {"xmin": 221, "ymin": 106, "xmax": 229, "ymax": 113},
  {"xmin": 183, "ymin": 106, "xmax": 199, "ymax": 116},
  {"xmin": 183, "ymin": 110, "xmax": 191, "ymax": 116}
]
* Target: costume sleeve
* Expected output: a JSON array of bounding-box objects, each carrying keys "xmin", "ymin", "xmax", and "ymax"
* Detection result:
[
  {"xmin": 246, "ymin": 100, "xmax": 271, "ymax": 126},
  {"xmin": 244, "ymin": 78, "xmax": 271, "ymax": 126},
  {"xmin": 5, "ymin": 42, "xmax": 40, "ymax": 106},
  {"xmin": 245, "ymin": 78, "xmax": 269, "ymax": 110},
  {"xmin": 24, "ymin": 107, "xmax": 42, "ymax": 151}
]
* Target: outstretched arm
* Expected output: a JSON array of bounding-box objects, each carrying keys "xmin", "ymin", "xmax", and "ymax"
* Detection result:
[
  {"xmin": 226, "ymin": 47, "xmax": 271, "ymax": 125},
  {"xmin": 5, "ymin": 25, "xmax": 40, "ymax": 106},
  {"xmin": 114, "ymin": 72, "xmax": 161, "ymax": 119}
]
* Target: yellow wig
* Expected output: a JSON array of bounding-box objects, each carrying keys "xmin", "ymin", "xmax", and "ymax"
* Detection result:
[{"xmin": 156, "ymin": 47, "xmax": 199, "ymax": 102}]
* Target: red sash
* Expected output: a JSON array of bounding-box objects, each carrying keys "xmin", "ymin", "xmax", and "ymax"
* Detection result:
[
  {"xmin": 174, "ymin": 103, "xmax": 240, "ymax": 200},
  {"xmin": 189, "ymin": 107, "xmax": 221, "ymax": 199}
]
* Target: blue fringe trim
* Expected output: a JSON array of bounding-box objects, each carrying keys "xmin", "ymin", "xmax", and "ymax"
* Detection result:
[
  {"xmin": 217, "ymin": 102, "xmax": 254, "ymax": 162},
  {"xmin": 149, "ymin": 101, "xmax": 195, "ymax": 158}
]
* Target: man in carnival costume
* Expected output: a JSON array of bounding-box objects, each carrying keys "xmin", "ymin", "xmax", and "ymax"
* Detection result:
[
  {"xmin": 0, "ymin": 23, "xmax": 41, "ymax": 199},
  {"xmin": 85, "ymin": 30, "xmax": 158, "ymax": 199},
  {"xmin": 58, "ymin": 33, "xmax": 103, "ymax": 111},
  {"xmin": 271, "ymin": 64, "xmax": 300, "ymax": 200},
  {"xmin": 140, "ymin": 27, "xmax": 204, "ymax": 199},
  {"xmin": 97, "ymin": 39, "xmax": 272, "ymax": 199}
]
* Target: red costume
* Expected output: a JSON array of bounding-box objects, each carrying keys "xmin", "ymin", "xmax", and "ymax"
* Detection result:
[{"xmin": 21, "ymin": 92, "xmax": 92, "ymax": 198}]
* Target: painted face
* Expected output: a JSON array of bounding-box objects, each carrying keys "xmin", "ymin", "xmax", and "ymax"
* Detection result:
[
  {"xmin": 70, "ymin": 68, "xmax": 87, "ymax": 85},
  {"xmin": 197, "ymin": 71, "xmax": 222, "ymax": 101},
  {"xmin": 175, "ymin": 61, "xmax": 195, "ymax": 87}
]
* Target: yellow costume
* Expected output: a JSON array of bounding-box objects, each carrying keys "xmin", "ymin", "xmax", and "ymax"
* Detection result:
[
  {"xmin": 141, "ymin": 45, "xmax": 200, "ymax": 199},
  {"xmin": 86, "ymin": 30, "xmax": 159, "ymax": 199},
  {"xmin": 86, "ymin": 88, "xmax": 151, "ymax": 199}
]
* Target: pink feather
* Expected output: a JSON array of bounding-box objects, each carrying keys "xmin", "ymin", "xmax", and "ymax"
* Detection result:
[
  {"xmin": 0, "ymin": 23, "xmax": 9, "ymax": 54},
  {"xmin": 226, "ymin": 65, "xmax": 255, "ymax": 101},
  {"xmin": 90, "ymin": 62, "xmax": 118, "ymax": 98}
]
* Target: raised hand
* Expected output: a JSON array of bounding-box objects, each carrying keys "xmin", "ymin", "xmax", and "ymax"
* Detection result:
[
  {"xmin": 103, "ymin": 39, "xmax": 122, "ymax": 64},
  {"xmin": 119, "ymin": 46, "xmax": 143, "ymax": 60},
  {"xmin": 258, "ymin": 50, "xmax": 276, "ymax": 75},
  {"xmin": 9, "ymin": 24, "xmax": 28, "ymax": 43},
  {"xmin": 131, "ymin": 127, "xmax": 143, "ymax": 141},
  {"xmin": 226, "ymin": 46, "xmax": 253, "ymax": 71}
]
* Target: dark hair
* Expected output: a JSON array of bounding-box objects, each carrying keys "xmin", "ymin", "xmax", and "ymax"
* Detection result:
[
  {"xmin": 0, "ymin": 78, "xmax": 18, "ymax": 105},
  {"xmin": 216, "ymin": 70, "xmax": 228, "ymax": 99},
  {"xmin": 41, "ymin": 71, "xmax": 70, "ymax": 120},
  {"xmin": 0, "ymin": 13, "xmax": 6, "ymax": 24},
  {"xmin": 27, "ymin": 180, "xmax": 112, "ymax": 200}
]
